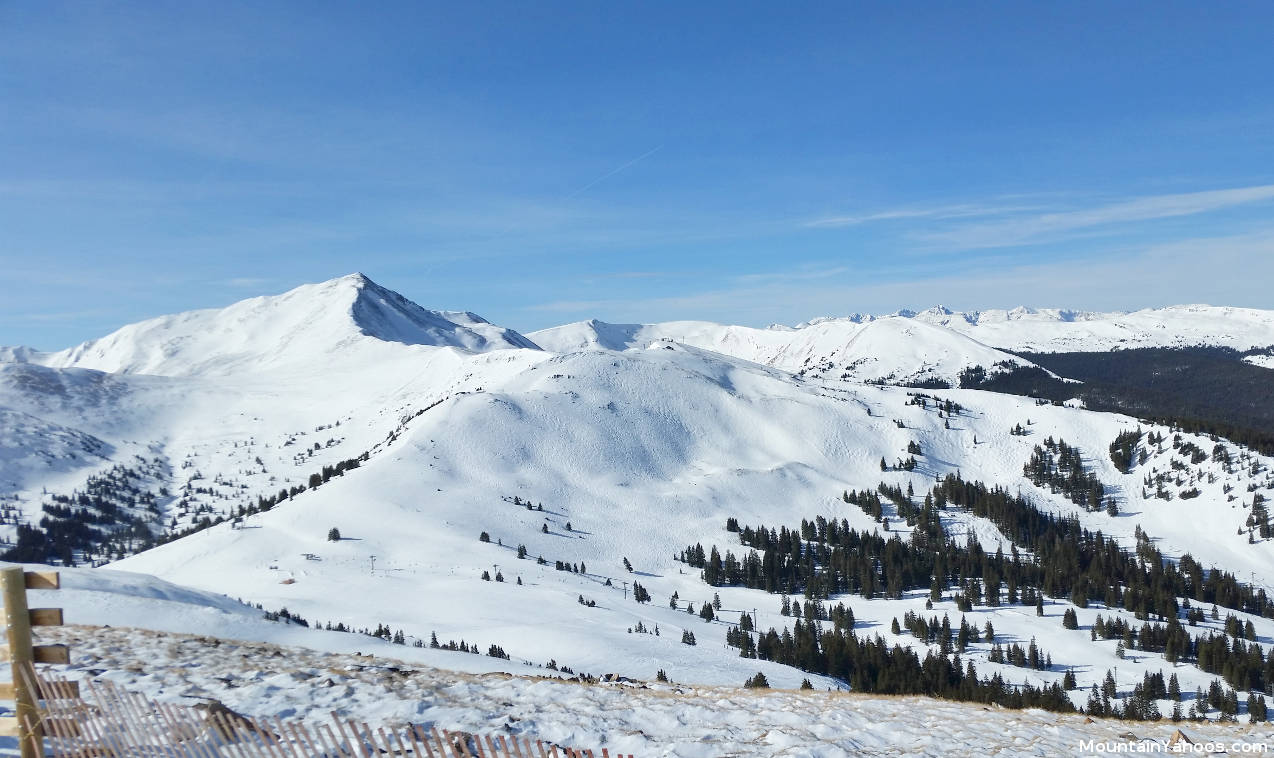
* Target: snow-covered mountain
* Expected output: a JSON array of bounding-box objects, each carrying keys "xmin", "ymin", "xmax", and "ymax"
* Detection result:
[
  {"xmin": 531, "ymin": 303, "xmax": 1274, "ymax": 386},
  {"xmin": 3, "ymin": 275, "xmax": 1274, "ymax": 732},
  {"xmin": 7, "ymin": 273, "xmax": 539, "ymax": 377},
  {"xmin": 530, "ymin": 316, "xmax": 1040, "ymax": 385},
  {"xmin": 884, "ymin": 304, "xmax": 1274, "ymax": 353}
]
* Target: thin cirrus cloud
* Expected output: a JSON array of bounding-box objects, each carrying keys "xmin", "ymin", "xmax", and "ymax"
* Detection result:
[
  {"xmin": 917, "ymin": 184, "xmax": 1274, "ymax": 250},
  {"xmin": 806, "ymin": 184, "xmax": 1274, "ymax": 252},
  {"xmin": 802, "ymin": 203, "xmax": 1033, "ymax": 229}
]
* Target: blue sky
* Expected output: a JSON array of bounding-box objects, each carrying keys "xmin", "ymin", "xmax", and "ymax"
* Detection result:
[{"xmin": 3, "ymin": 2, "xmax": 1274, "ymax": 348}]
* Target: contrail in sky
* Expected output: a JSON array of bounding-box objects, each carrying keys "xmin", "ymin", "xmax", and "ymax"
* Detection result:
[{"xmin": 569, "ymin": 144, "xmax": 664, "ymax": 198}]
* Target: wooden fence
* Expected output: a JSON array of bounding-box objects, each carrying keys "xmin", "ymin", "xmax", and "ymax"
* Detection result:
[
  {"xmin": 21, "ymin": 667, "xmax": 633, "ymax": 757},
  {"xmin": 1, "ymin": 565, "xmax": 633, "ymax": 757}
]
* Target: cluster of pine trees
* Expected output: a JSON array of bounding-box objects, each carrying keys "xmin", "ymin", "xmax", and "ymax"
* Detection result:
[
  {"xmin": 723, "ymin": 617, "xmax": 1073, "ymax": 713},
  {"xmin": 4, "ymin": 461, "xmax": 167, "ymax": 564},
  {"xmin": 681, "ymin": 473, "xmax": 1274, "ymax": 717},
  {"xmin": 1109, "ymin": 429, "xmax": 1142, "ymax": 473},
  {"xmin": 1022, "ymin": 437, "xmax": 1112, "ymax": 512}
]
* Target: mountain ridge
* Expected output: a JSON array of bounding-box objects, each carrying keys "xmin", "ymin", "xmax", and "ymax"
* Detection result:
[{"xmin": 1, "ymin": 273, "xmax": 540, "ymax": 377}]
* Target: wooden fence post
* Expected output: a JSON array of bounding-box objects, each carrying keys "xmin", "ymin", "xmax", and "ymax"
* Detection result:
[
  {"xmin": 2, "ymin": 566, "xmax": 39, "ymax": 758},
  {"xmin": 1, "ymin": 567, "xmax": 67, "ymax": 758}
]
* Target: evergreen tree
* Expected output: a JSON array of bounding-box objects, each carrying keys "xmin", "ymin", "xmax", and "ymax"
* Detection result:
[{"xmin": 744, "ymin": 672, "xmax": 770, "ymax": 688}]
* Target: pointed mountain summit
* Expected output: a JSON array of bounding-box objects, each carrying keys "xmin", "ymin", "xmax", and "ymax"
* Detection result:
[{"xmin": 24, "ymin": 273, "xmax": 539, "ymax": 377}]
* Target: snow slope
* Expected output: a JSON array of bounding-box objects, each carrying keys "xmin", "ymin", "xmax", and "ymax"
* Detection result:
[
  {"xmin": 0, "ymin": 563, "xmax": 1266, "ymax": 756},
  {"xmin": 111, "ymin": 343, "xmax": 1274, "ymax": 704}
]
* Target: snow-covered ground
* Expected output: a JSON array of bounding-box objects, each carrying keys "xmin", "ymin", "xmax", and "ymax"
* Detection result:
[{"xmin": 9, "ymin": 624, "xmax": 1273, "ymax": 757}]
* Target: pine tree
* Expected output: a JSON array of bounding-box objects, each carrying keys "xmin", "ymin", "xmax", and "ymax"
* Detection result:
[
  {"xmin": 327, "ymin": 527, "xmax": 341, "ymax": 542},
  {"xmin": 744, "ymin": 672, "xmax": 770, "ymax": 688}
]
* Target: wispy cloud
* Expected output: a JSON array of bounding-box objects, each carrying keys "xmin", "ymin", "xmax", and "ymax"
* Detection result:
[
  {"xmin": 920, "ymin": 184, "xmax": 1274, "ymax": 250},
  {"xmin": 803, "ymin": 203, "xmax": 1040, "ymax": 229},
  {"xmin": 9, "ymin": 310, "xmax": 114, "ymax": 324},
  {"xmin": 223, "ymin": 277, "xmax": 271, "ymax": 288},
  {"xmin": 733, "ymin": 265, "xmax": 850, "ymax": 284}
]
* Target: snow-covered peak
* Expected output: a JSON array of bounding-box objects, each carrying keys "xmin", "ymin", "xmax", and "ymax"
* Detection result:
[{"xmin": 24, "ymin": 274, "xmax": 540, "ymax": 377}]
